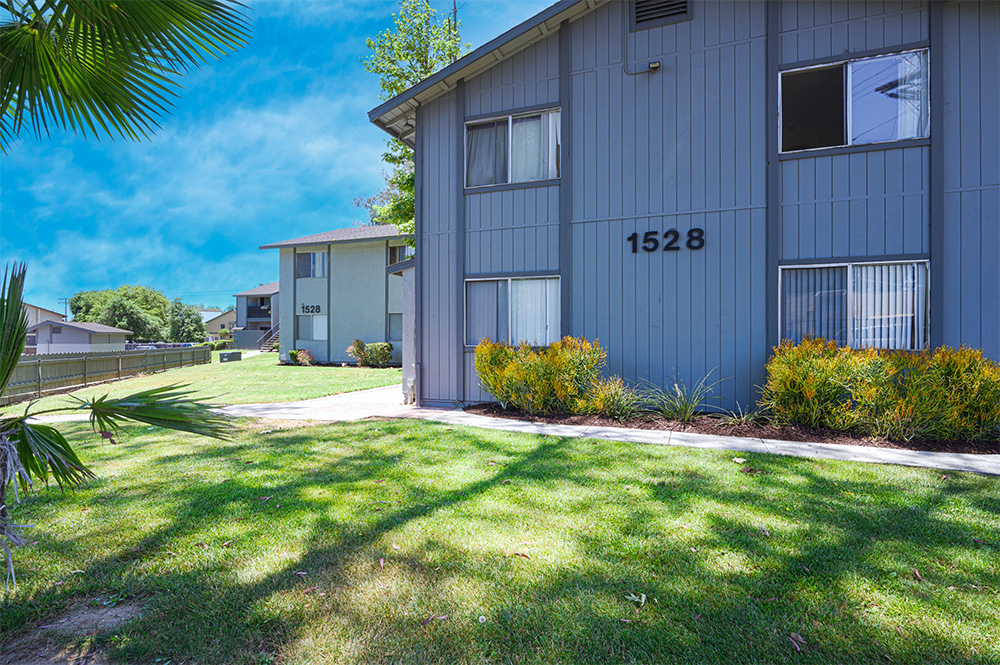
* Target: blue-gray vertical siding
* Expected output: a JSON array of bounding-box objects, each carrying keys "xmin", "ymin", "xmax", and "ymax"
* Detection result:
[
  {"xmin": 940, "ymin": 0, "xmax": 1000, "ymax": 360},
  {"xmin": 418, "ymin": 90, "xmax": 462, "ymax": 404},
  {"xmin": 566, "ymin": 0, "xmax": 769, "ymax": 409},
  {"xmin": 415, "ymin": 0, "xmax": 999, "ymax": 409}
]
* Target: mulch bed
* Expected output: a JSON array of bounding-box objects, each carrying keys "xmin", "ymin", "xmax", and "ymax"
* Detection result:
[{"xmin": 463, "ymin": 403, "xmax": 1000, "ymax": 456}]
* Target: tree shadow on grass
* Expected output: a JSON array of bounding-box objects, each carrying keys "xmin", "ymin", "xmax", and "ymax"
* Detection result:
[{"xmin": 2, "ymin": 420, "xmax": 998, "ymax": 664}]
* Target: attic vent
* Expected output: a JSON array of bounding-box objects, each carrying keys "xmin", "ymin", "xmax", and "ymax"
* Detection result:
[{"xmin": 633, "ymin": 0, "xmax": 689, "ymax": 30}]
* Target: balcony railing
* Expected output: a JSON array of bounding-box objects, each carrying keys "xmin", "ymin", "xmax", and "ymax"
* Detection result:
[{"xmin": 246, "ymin": 305, "xmax": 271, "ymax": 319}]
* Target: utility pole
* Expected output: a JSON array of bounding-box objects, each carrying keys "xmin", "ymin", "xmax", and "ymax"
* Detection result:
[{"xmin": 57, "ymin": 297, "xmax": 70, "ymax": 321}]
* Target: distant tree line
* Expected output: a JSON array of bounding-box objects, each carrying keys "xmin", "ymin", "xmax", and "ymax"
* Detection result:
[{"xmin": 69, "ymin": 285, "xmax": 206, "ymax": 343}]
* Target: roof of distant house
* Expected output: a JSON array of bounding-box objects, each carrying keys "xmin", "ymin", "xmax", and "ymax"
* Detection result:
[
  {"xmin": 206, "ymin": 310, "xmax": 236, "ymax": 324},
  {"xmin": 28, "ymin": 320, "xmax": 133, "ymax": 335},
  {"xmin": 234, "ymin": 281, "xmax": 280, "ymax": 297},
  {"xmin": 259, "ymin": 225, "xmax": 404, "ymax": 250},
  {"xmin": 197, "ymin": 308, "xmax": 223, "ymax": 324}
]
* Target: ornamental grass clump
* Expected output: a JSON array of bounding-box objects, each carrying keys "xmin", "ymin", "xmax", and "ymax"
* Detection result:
[
  {"xmin": 475, "ymin": 337, "xmax": 636, "ymax": 418},
  {"xmin": 762, "ymin": 339, "xmax": 1000, "ymax": 442}
]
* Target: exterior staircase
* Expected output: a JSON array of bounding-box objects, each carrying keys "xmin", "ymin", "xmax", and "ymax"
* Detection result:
[{"xmin": 259, "ymin": 325, "xmax": 280, "ymax": 352}]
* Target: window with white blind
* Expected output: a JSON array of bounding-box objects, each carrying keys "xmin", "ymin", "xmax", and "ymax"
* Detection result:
[
  {"xmin": 780, "ymin": 261, "xmax": 928, "ymax": 350},
  {"xmin": 296, "ymin": 314, "xmax": 327, "ymax": 341},
  {"xmin": 465, "ymin": 277, "xmax": 560, "ymax": 347},
  {"xmin": 465, "ymin": 110, "xmax": 560, "ymax": 188}
]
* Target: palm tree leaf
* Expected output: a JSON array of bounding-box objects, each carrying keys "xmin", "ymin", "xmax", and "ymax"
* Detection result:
[
  {"xmin": 0, "ymin": 263, "xmax": 29, "ymax": 396},
  {"xmin": 72, "ymin": 384, "xmax": 232, "ymax": 440},
  {"xmin": 2, "ymin": 419, "xmax": 95, "ymax": 487},
  {"xmin": 1, "ymin": 0, "xmax": 249, "ymax": 148}
]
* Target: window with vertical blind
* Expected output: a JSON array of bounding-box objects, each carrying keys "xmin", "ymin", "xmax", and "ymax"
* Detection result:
[
  {"xmin": 296, "ymin": 251, "xmax": 328, "ymax": 278},
  {"xmin": 780, "ymin": 261, "xmax": 928, "ymax": 350},
  {"xmin": 465, "ymin": 277, "xmax": 560, "ymax": 346}
]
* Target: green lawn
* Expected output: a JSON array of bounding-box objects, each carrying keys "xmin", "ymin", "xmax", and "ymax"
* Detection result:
[
  {"xmin": 1, "ymin": 420, "xmax": 997, "ymax": 664},
  {"xmin": 25, "ymin": 352, "xmax": 401, "ymax": 409}
]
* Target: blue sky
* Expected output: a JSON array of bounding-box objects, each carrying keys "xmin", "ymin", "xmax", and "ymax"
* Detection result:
[{"xmin": 0, "ymin": 0, "xmax": 550, "ymax": 312}]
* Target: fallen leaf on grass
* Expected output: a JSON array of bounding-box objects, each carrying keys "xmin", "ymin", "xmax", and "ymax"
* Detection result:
[
  {"xmin": 624, "ymin": 592, "xmax": 647, "ymax": 606},
  {"xmin": 732, "ymin": 457, "xmax": 746, "ymax": 464},
  {"xmin": 374, "ymin": 479, "xmax": 386, "ymax": 484},
  {"xmin": 620, "ymin": 619, "xmax": 633, "ymax": 623},
  {"xmin": 293, "ymin": 571, "xmax": 307, "ymax": 577},
  {"xmin": 392, "ymin": 541, "xmax": 400, "ymax": 550},
  {"xmin": 758, "ymin": 526, "xmax": 771, "ymax": 537},
  {"xmin": 195, "ymin": 543, "xmax": 209, "ymax": 549},
  {"xmin": 913, "ymin": 569, "xmax": 925, "ymax": 582},
  {"xmin": 788, "ymin": 637, "xmax": 801, "ymax": 652},
  {"xmin": 513, "ymin": 552, "xmax": 529, "ymax": 559},
  {"xmin": 304, "ymin": 586, "xmax": 318, "ymax": 594},
  {"xmin": 973, "ymin": 539, "xmax": 987, "ymax": 545},
  {"xmin": 380, "ymin": 558, "xmax": 384, "ymax": 569},
  {"xmin": 259, "ymin": 496, "xmax": 273, "ymax": 502},
  {"xmin": 221, "ymin": 541, "xmax": 233, "ymax": 548},
  {"xmin": 801, "ymin": 565, "xmax": 810, "ymax": 572},
  {"xmin": 790, "ymin": 633, "xmax": 807, "ymax": 645}
]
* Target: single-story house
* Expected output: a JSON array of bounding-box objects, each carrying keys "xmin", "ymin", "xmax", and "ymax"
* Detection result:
[
  {"xmin": 29, "ymin": 320, "xmax": 132, "ymax": 354},
  {"xmin": 259, "ymin": 225, "xmax": 411, "ymax": 364},
  {"xmin": 197, "ymin": 308, "xmax": 223, "ymax": 325},
  {"xmin": 369, "ymin": 0, "xmax": 999, "ymax": 409},
  {"xmin": 23, "ymin": 303, "xmax": 66, "ymax": 353},
  {"xmin": 205, "ymin": 309, "xmax": 237, "ymax": 335}
]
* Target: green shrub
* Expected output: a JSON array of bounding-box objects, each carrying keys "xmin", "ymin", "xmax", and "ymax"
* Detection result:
[
  {"xmin": 588, "ymin": 376, "xmax": 641, "ymax": 421},
  {"xmin": 474, "ymin": 337, "xmax": 607, "ymax": 415},
  {"xmin": 761, "ymin": 339, "xmax": 1000, "ymax": 442},
  {"xmin": 365, "ymin": 342, "xmax": 393, "ymax": 367},
  {"xmin": 639, "ymin": 369, "xmax": 724, "ymax": 422},
  {"xmin": 346, "ymin": 340, "xmax": 393, "ymax": 367}
]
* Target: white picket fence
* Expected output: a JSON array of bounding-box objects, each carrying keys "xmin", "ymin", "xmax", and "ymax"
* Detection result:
[{"xmin": 2, "ymin": 347, "xmax": 211, "ymax": 404}]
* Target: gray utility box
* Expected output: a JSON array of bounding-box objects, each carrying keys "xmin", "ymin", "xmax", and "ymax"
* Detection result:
[{"xmin": 219, "ymin": 351, "xmax": 242, "ymax": 363}]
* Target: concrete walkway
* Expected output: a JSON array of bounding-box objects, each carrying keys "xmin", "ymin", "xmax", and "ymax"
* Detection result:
[
  {"xmin": 30, "ymin": 385, "xmax": 999, "ymax": 475},
  {"xmin": 216, "ymin": 385, "xmax": 1000, "ymax": 476}
]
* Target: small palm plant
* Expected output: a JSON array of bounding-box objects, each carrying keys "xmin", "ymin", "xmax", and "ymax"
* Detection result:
[{"xmin": 0, "ymin": 264, "xmax": 230, "ymax": 587}]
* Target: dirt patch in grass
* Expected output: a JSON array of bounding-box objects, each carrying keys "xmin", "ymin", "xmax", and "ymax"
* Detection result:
[
  {"xmin": 1, "ymin": 599, "xmax": 144, "ymax": 665},
  {"xmin": 464, "ymin": 403, "xmax": 1000, "ymax": 455}
]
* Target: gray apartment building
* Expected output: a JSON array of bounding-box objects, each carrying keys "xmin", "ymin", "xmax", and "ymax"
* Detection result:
[
  {"xmin": 369, "ymin": 0, "xmax": 999, "ymax": 409},
  {"xmin": 260, "ymin": 225, "xmax": 411, "ymax": 364}
]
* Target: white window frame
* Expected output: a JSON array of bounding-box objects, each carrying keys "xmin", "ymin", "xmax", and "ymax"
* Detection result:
[
  {"xmin": 464, "ymin": 108, "xmax": 561, "ymax": 189},
  {"xmin": 778, "ymin": 259, "xmax": 930, "ymax": 349},
  {"xmin": 296, "ymin": 251, "xmax": 328, "ymax": 279},
  {"xmin": 464, "ymin": 275, "xmax": 561, "ymax": 347},
  {"xmin": 779, "ymin": 48, "xmax": 929, "ymax": 154},
  {"xmin": 296, "ymin": 313, "xmax": 328, "ymax": 341}
]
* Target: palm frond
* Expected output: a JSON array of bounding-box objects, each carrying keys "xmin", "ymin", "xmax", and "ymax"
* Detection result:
[
  {"xmin": 72, "ymin": 384, "xmax": 232, "ymax": 440},
  {"xmin": 1, "ymin": 0, "xmax": 250, "ymax": 148},
  {"xmin": 3, "ymin": 418, "xmax": 95, "ymax": 487},
  {"xmin": 0, "ymin": 262, "xmax": 29, "ymax": 396}
]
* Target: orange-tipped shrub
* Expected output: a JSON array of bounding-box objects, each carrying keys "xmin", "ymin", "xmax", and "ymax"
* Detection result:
[{"xmin": 762, "ymin": 339, "xmax": 1000, "ymax": 442}]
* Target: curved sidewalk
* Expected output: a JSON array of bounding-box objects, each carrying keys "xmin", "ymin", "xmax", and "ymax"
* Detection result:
[{"xmin": 217, "ymin": 385, "xmax": 1000, "ymax": 477}]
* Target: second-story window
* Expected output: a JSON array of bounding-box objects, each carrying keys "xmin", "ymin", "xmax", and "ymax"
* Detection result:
[
  {"xmin": 466, "ymin": 109, "xmax": 560, "ymax": 188},
  {"xmin": 296, "ymin": 251, "xmax": 328, "ymax": 278},
  {"xmin": 781, "ymin": 50, "xmax": 929, "ymax": 152}
]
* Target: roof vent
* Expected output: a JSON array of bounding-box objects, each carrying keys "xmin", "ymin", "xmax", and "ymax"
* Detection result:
[{"xmin": 633, "ymin": 0, "xmax": 689, "ymax": 30}]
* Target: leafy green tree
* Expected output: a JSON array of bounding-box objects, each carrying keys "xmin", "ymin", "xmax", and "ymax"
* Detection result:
[
  {"xmin": 1, "ymin": 264, "xmax": 228, "ymax": 586},
  {"xmin": 0, "ymin": 0, "xmax": 249, "ymax": 150},
  {"xmin": 99, "ymin": 293, "xmax": 165, "ymax": 341},
  {"xmin": 71, "ymin": 285, "xmax": 170, "ymax": 340},
  {"xmin": 169, "ymin": 298, "xmax": 205, "ymax": 343},
  {"xmin": 68, "ymin": 289, "xmax": 113, "ymax": 321},
  {"xmin": 361, "ymin": 0, "xmax": 469, "ymax": 239}
]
